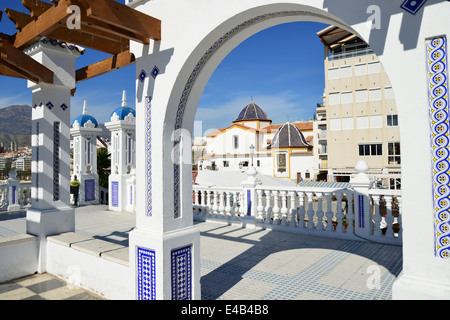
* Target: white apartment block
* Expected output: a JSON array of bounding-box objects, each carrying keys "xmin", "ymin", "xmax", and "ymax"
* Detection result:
[{"xmin": 316, "ymin": 26, "xmax": 401, "ymax": 189}]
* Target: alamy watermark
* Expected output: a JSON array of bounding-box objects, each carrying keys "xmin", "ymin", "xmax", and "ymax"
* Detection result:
[
  {"xmin": 366, "ymin": 265, "xmax": 381, "ymax": 290},
  {"xmin": 67, "ymin": 5, "xmax": 81, "ymax": 30}
]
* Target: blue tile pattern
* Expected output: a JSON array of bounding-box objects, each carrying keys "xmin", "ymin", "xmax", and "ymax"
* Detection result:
[
  {"xmin": 46, "ymin": 102, "xmax": 54, "ymax": 110},
  {"xmin": 172, "ymin": 10, "xmax": 319, "ymax": 219},
  {"xmin": 427, "ymin": 36, "xmax": 450, "ymax": 259},
  {"xmin": 151, "ymin": 66, "xmax": 160, "ymax": 79},
  {"xmin": 60, "ymin": 103, "xmax": 68, "ymax": 111},
  {"xmin": 401, "ymin": 0, "xmax": 427, "ymax": 15},
  {"xmin": 36, "ymin": 122, "xmax": 39, "ymax": 202},
  {"xmin": 171, "ymin": 245, "xmax": 192, "ymax": 300},
  {"xmin": 53, "ymin": 121, "xmax": 60, "ymax": 201},
  {"xmin": 111, "ymin": 181, "xmax": 119, "ymax": 207},
  {"xmin": 137, "ymin": 247, "xmax": 156, "ymax": 300},
  {"xmin": 139, "ymin": 69, "xmax": 147, "ymax": 83},
  {"xmin": 84, "ymin": 179, "xmax": 95, "ymax": 202},
  {"xmin": 146, "ymin": 96, "xmax": 152, "ymax": 217},
  {"xmin": 358, "ymin": 195, "xmax": 364, "ymax": 228}
]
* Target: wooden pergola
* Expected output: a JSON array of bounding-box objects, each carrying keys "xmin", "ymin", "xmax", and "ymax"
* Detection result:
[{"xmin": 0, "ymin": 0, "xmax": 160, "ymax": 86}]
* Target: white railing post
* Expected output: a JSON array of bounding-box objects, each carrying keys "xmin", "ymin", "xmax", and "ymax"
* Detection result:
[
  {"xmin": 272, "ymin": 190, "xmax": 280, "ymax": 224},
  {"xmin": 289, "ymin": 191, "xmax": 297, "ymax": 228},
  {"xmin": 306, "ymin": 192, "xmax": 315, "ymax": 230},
  {"xmin": 297, "ymin": 191, "xmax": 306, "ymax": 229},
  {"xmin": 372, "ymin": 195, "xmax": 382, "ymax": 237},
  {"xmin": 316, "ymin": 192, "xmax": 325, "ymax": 231},
  {"xmin": 6, "ymin": 170, "xmax": 20, "ymax": 212},
  {"xmin": 335, "ymin": 192, "xmax": 344, "ymax": 233},
  {"xmin": 345, "ymin": 191, "xmax": 354, "ymax": 234},
  {"xmin": 280, "ymin": 191, "xmax": 288, "ymax": 226},
  {"xmin": 350, "ymin": 160, "xmax": 373, "ymax": 239},
  {"xmin": 265, "ymin": 190, "xmax": 272, "ymax": 225},
  {"xmin": 385, "ymin": 195, "xmax": 394, "ymax": 238},
  {"xmin": 225, "ymin": 192, "xmax": 232, "ymax": 217},
  {"xmin": 325, "ymin": 192, "xmax": 334, "ymax": 232},
  {"xmin": 256, "ymin": 189, "xmax": 264, "ymax": 222}
]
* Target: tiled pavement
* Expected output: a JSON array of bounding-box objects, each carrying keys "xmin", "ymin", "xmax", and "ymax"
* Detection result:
[{"xmin": 0, "ymin": 205, "xmax": 403, "ymax": 300}]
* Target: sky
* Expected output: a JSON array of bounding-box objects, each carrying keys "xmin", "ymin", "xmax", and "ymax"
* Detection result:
[{"xmin": 0, "ymin": 1, "xmax": 329, "ymax": 137}]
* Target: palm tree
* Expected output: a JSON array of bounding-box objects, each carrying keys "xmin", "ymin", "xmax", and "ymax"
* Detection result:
[{"xmin": 97, "ymin": 147, "xmax": 110, "ymax": 188}]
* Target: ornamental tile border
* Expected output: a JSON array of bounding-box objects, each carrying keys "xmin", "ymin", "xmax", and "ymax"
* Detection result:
[{"xmin": 427, "ymin": 36, "xmax": 450, "ymax": 259}]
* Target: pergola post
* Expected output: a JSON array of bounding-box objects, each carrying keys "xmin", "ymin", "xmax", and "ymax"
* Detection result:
[{"xmin": 25, "ymin": 39, "xmax": 82, "ymax": 273}]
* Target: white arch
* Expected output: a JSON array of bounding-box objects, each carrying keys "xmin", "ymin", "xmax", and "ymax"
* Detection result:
[{"xmin": 130, "ymin": 0, "xmax": 450, "ymax": 299}]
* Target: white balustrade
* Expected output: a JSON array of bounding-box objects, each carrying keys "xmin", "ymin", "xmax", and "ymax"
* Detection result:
[{"xmin": 192, "ymin": 184, "xmax": 402, "ymax": 245}]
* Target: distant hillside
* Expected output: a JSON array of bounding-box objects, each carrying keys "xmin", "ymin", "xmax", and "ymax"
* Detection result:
[
  {"xmin": 0, "ymin": 105, "xmax": 111, "ymax": 149},
  {"xmin": 0, "ymin": 105, "xmax": 32, "ymax": 148}
]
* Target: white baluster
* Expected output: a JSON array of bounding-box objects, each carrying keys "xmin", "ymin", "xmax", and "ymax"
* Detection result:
[
  {"xmin": 372, "ymin": 195, "xmax": 382, "ymax": 237},
  {"xmin": 265, "ymin": 190, "xmax": 272, "ymax": 225},
  {"xmin": 219, "ymin": 191, "xmax": 225, "ymax": 216},
  {"xmin": 315, "ymin": 193, "xmax": 324, "ymax": 230},
  {"xmin": 396, "ymin": 196, "xmax": 402, "ymax": 238},
  {"xmin": 280, "ymin": 191, "xmax": 288, "ymax": 226},
  {"xmin": 239, "ymin": 191, "xmax": 246, "ymax": 218},
  {"xmin": 206, "ymin": 190, "xmax": 212, "ymax": 216},
  {"xmin": 232, "ymin": 192, "xmax": 238, "ymax": 217},
  {"xmin": 289, "ymin": 191, "xmax": 297, "ymax": 228},
  {"xmin": 297, "ymin": 191, "xmax": 306, "ymax": 228},
  {"xmin": 335, "ymin": 192, "xmax": 344, "ymax": 233},
  {"xmin": 306, "ymin": 192, "xmax": 315, "ymax": 230},
  {"xmin": 272, "ymin": 191, "xmax": 280, "ymax": 224},
  {"xmin": 225, "ymin": 192, "xmax": 232, "ymax": 217},
  {"xmin": 325, "ymin": 192, "xmax": 334, "ymax": 232},
  {"xmin": 385, "ymin": 195, "xmax": 394, "ymax": 237},
  {"xmin": 345, "ymin": 192, "xmax": 354, "ymax": 234},
  {"xmin": 256, "ymin": 189, "xmax": 264, "ymax": 222},
  {"xmin": 212, "ymin": 191, "xmax": 219, "ymax": 215},
  {"xmin": 193, "ymin": 189, "xmax": 200, "ymax": 214}
]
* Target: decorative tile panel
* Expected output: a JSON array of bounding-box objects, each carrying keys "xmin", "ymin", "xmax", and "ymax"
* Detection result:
[
  {"xmin": 171, "ymin": 245, "xmax": 192, "ymax": 300},
  {"xmin": 137, "ymin": 247, "xmax": 156, "ymax": 300},
  {"xmin": 112, "ymin": 181, "xmax": 119, "ymax": 207},
  {"xmin": 401, "ymin": 0, "xmax": 427, "ymax": 15},
  {"xmin": 358, "ymin": 195, "xmax": 364, "ymax": 228},
  {"xmin": 53, "ymin": 121, "xmax": 60, "ymax": 201},
  {"xmin": 84, "ymin": 179, "xmax": 95, "ymax": 202},
  {"xmin": 146, "ymin": 96, "xmax": 152, "ymax": 216},
  {"xmin": 36, "ymin": 122, "xmax": 39, "ymax": 202},
  {"xmin": 151, "ymin": 66, "xmax": 160, "ymax": 79},
  {"xmin": 172, "ymin": 10, "xmax": 319, "ymax": 219},
  {"xmin": 46, "ymin": 102, "xmax": 54, "ymax": 110},
  {"xmin": 139, "ymin": 69, "xmax": 147, "ymax": 83},
  {"xmin": 427, "ymin": 36, "xmax": 450, "ymax": 259},
  {"xmin": 60, "ymin": 103, "xmax": 68, "ymax": 111}
]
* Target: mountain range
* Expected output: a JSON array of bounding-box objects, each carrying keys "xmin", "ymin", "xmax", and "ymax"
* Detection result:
[{"xmin": 0, "ymin": 105, "xmax": 110, "ymax": 150}]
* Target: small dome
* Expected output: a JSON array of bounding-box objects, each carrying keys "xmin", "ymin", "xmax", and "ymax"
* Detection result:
[
  {"xmin": 267, "ymin": 122, "xmax": 311, "ymax": 149},
  {"xmin": 109, "ymin": 90, "xmax": 136, "ymax": 121},
  {"xmin": 233, "ymin": 102, "xmax": 271, "ymax": 123},
  {"xmin": 72, "ymin": 100, "xmax": 98, "ymax": 128}
]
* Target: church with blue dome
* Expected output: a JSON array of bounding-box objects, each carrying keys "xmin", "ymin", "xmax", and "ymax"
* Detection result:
[{"xmin": 198, "ymin": 101, "xmax": 314, "ymax": 182}]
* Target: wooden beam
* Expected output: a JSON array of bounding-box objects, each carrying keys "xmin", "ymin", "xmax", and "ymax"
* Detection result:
[
  {"xmin": 48, "ymin": 26, "xmax": 129, "ymax": 55},
  {"xmin": 84, "ymin": 0, "xmax": 161, "ymax": 41},
  {"xmin": 13, "ymin": 0, "xmax": 73, "ymax": 50},
  {"xmin": 76, "ymin": 50, "xmax": 135, "ymax": 83},
  {"xmin": 5, "ymin": 9, "xmax": 34, "ymax": 31},
  {"xmin": 22, "ymin": 0, "xmax": 54, "ymax": 18},
  {"xmin": 0, "ymin": 39, "xmax": 54, "ymax": 83},
  {"xmin": 0, "ymin": 63, "xmax": 28, "ymax": 80}
]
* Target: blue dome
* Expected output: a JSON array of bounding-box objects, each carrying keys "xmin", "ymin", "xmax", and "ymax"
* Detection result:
[
  {"xmin": 233, "ymin": 102, "xmax": 271, "ymax": 123},
  {"xmin": 72, "ymin": 114, "xmax": 98, "ymax": 128},
  {"xmin": 110, "ymin": 106, "xmax": 136, "ymax": 121}
]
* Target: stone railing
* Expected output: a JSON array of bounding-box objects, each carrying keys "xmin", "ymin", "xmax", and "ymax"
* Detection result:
[
  {"xmin": 193, "ymin": 161, "xmax": 402, "ymax": 246},
  {"xmin": 0, "ymin": 174, "xmax": 32, "ymax": 212}
]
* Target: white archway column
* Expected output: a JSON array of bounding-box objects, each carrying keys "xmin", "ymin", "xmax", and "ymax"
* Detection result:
[
  {"xmin": 24, "ymin": 39, "xmax": 81, "ymax": 272},
  {"xmin": 127, "ymin": 42, "xmax": 201, "ymax": 300}
]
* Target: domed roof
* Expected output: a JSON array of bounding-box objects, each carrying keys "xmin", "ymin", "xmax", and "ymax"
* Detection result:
[
  {"xmin": 233, "ymin": 102, "xmax": 271, "ymax": 123},
  {"xmin": 72, "ymin": 101, "xmax": 98, "ymax": 128},
  {"xmin": 109, "ymin": 90, "xmax": 136, "ymax": 121},
  {"xmin": 267, "ymin": 122, "xmax": 311, "ymax": 149}
]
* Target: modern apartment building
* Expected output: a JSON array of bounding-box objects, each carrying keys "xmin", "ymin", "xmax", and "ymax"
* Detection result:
[{"xmin": 316, "ymin": 26, "xmax": 401, "ymax": 189}]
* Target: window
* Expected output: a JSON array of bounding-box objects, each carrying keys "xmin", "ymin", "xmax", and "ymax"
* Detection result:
[
  {"xmin": 341, "ymin": 91, "xmax": 353, "ymax": 104},
  {"xmin": 388, "ymin": 142, "xmax": 401, "ymax": 164},
  {"xmin": 369, "ymin": 115, "xmax": 383, "ymax": 128},
  {"xmin": 277, "ymin": 153, "xmax": 287, "ymax": 173},
  {"xmin": 355, "ymin": 63, "xmax": 367, "ymax": 76},
  {"xmin": 330, "ymin": 118, "xmax": 341, "ymax": 131},
  {"xmin": 328, "ymin": 68, "xmax": 339, "ymax": 80},
  {"xmin": 256, "ymin": 160, "xmax": 260, "ymax": 167},
  {"xmin": 357, "ymin": 116, "xmax": 369, "ymax": 129},
  {"xmin": 368, "ymin": 61, "xmax": 380, "ymax": 74},
  {"xmin": 387, "ymin": 114, "xmax": 398, "ymax": 126},
  {"xmin": 233, "ymin": 135, "xmax": 239, "ymax": 149},
  {"xmin": 329, "ymin": 92, "xmax": 340, "ymax": 105},
  {"xmin": 356, "ymin": 89, "xmax": 368, "ymax": 102},
  {"xmin": 359, "ymin": 143, "xmax": 382, "ymax": 156},
  {"xmin": 223, "ymin": 161, "xmax": 229, "ymax": 167},
  {"xmin": 385, "ymin": 87, "xmax": 394, "ymax": 100},
  {"xmin": 369, "ymin": 88, "xmax": 381, "ymax": 101},
  {"xmin": 340, "ymin": 66, "xmax": 352, "ymax": 78},
  {"xmin": 342, "ymin": 117, "xmax": 354, "ymax": 130}
]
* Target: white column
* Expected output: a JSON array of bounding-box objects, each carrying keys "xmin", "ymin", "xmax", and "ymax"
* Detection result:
[{"xmin": 24, "ymin": 39, "xmax": 81, "ymax": 272}]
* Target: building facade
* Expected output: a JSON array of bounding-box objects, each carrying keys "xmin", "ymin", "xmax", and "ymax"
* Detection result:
[{"xmin": 316, "ymin": 26, "xmax": 401, "ymax": 189}]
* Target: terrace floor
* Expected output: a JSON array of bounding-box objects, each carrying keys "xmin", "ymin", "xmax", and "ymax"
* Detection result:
[{"xmin": 0, "ymin": 205, "xmax": 402, "ymax": 300}]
